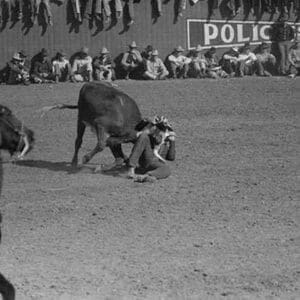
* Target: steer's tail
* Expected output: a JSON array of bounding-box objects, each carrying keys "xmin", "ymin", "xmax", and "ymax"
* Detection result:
[{"xmin": 39, "ymin": 104, "xmax": 78, "ymax": 117}]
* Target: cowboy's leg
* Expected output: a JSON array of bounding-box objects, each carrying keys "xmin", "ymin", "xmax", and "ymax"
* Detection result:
[{"xmin": 146, "ymin": 161, "xmax": 171, "ymax": 179}]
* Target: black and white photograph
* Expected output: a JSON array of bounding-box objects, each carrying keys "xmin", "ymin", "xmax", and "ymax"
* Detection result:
[{"xmin": 0, "ymin": 0, "xmax": 299, "ymax": 299}]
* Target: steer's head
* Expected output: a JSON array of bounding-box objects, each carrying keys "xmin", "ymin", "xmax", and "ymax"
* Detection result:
[{"xmin": 0, "ymin": 105, "xmax": 34, "ymax": 159}]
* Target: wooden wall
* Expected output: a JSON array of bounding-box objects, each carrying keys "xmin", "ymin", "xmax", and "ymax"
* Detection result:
[{"xmin": 0, "ymin": 0, "xmax": 299, "ymax": 67}]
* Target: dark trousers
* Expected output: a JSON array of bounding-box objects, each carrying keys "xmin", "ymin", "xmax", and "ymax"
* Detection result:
[
  {"xmin": 289, "ymin": 63, "xmax": 300, "ymax": 75},
  {"xmin": 53, "ymin": 64, "xmax": 72, "ymax": 81},
  {"xmin": 227, "ymin": 0, "xmax": 241, "ymax": 11},
  {"xmin": 222, "ymin": 60, "xmax": 238, "ymax": 74},
  {"xmin": 128, "ymin": 134, "xmax": 171, "ymax": 179},
  {"xmin": 0, "ymin": 0, "xmax": 23, "ymax": 20},
  {"xmin": 256, "ymin": 60, "xmax": 276, "ymax": 75},
  {"xmin": 278, "ymin": 41, "xmax": 291, "ymax": 74},
  {"xmin": 169, "ymin": 62, "xmax": 189, "ymax": 78}
]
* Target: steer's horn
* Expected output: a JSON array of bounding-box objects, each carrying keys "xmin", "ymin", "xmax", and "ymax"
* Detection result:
[{"xmin": 17, "ymin": 134, "xmax": 30, "ymax": 159}]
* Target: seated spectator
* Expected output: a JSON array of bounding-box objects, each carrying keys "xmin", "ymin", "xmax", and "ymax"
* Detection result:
[
  {"xmin": 143, "ymin": 49, "xmax": 169, "ymax": 80},
  {"xmin": 121, "ymin": 41, "xmax": 143, "ymax": 80},
  {"xmin": 6, "ymin": 53, "xmax": 30, "ymax": 85},
  {"xmin": 189, "ymin": 44, "xmax": 207, "ymax": 78},
  {"xmin": 18, "ymin": 50, "xmax": 31, "ymax": 75},
  {"xmin": 52, "ymin": 50, "xmax": 72, "ymax": 83},
  {"xmin": 205, "ymin": 47, "xmax": 228, "ymax": 79},
  {"xmin": 141, "ymin": 45, "xmax": 153, "ymax": 60},
  {"xmin": 31, "ymin": 48, "xmax": 55, "ymax": 83},
  {"xmin": 256, "ymin": 42, "xmax": 276, "ymax": 76},
  {"xmin": 127, "ymin": 116, "xmax": 176, "ymax": 182},
  {"xmin": 70, "ymin": 47, "xmax": 93, "ymax": 83},
  {"xmin": 93, "ymin": 47, "xmax": 114, "ymax": 81},
  {"xmin": 288, "ymin": 42, "xmax": 300, "ymax": 78},
  {"xmin": 167, "ymin": 46, "xmax": 191, "ymax": 79},
  {"xmin": 236, "ymin": 43, "xmax": 257, "ymax": 77},
  {"xmin": 221, "ymin": 46, "xmax": 239, "ymax": 77}
]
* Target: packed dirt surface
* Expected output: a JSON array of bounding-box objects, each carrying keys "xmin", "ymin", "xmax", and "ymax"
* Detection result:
[{"xmin": 0, "ymin": 77, "xmax": 299, "ymax": 300}]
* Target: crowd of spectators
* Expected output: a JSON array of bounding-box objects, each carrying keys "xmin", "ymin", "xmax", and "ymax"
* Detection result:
[
  {"xmin": 1, "ymin": 16, "xmax": 299, "ymax": 85},
  {"xmin": 0, "ymin": 0, "xmax": 299, "ymax": 27}
]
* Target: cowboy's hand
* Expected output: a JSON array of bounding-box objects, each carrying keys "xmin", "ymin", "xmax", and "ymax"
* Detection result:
[{"xmin": 167, "ymin": 131, "xmax": 176, "ymax": 141}]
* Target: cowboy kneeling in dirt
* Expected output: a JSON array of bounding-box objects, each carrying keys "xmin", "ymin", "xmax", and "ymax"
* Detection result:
[{"xmin": 127, "ymin": 116, "xmax": 176, "ymax": 183}]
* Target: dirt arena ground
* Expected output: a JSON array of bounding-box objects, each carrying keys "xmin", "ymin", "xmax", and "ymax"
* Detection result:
[{"xmin": 0, "ymin": 77, "xmax": 299, "ymax": 300}]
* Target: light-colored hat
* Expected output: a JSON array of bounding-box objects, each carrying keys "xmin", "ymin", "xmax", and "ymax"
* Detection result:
[
  {"xmin": 129, "ymin": 41, "xmax": 137, "ymax": 48},
  {"xmin": 232, "ymin": 46, "xmax": 239, "ymax": 52},
  {"xmin": 174, "ymin": 45, "xmax": 184, "ymax": 52},
  {"xmin": 57, "ymin": 50, "xmax": 67, "ymax": 57},
  {"xmin": 195, "ymin": 44, "xmax": 202, "ymax": 52},
  {"xmin": 101, "ymin": 47, "xmax": 109, "ymax": 54},
  {"xmin": 12, "ymin": 53, "xmax": 22, "ymax": 60},
  {"xmin": 152, "ymin": 49, "xmax": 159, "ymax": 56},
  {"xmin": 81, "ymin": 46, "xmax": 89, "ymax": 54}
]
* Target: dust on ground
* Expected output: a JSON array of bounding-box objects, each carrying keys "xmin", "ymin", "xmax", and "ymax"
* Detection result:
[{"xmin": 0, "ymin": 77, "xmax": 299, "ymax": 299}]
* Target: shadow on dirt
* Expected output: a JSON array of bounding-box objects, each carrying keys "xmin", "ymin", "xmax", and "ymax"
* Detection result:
[
  {"xmin": 15, "ymin": 160, "xmax": 80, "ymax": 174},
  {"xmin": 15, "ymin": 159, "xmax": 129, "ymax": 177}
]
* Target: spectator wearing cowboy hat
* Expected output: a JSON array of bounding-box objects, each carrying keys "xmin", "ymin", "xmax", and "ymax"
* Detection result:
[
  {"xmin": 236, "ymin": 43, "xmax": 257, "ymax": 77},
  {"xmin": 167, "ymin": 46, "xmax": 191, "ymax": 79},
  {"xmin": 6, "ymin": 53, "xmax": 30, "ymax": 85},
  {"xmin": 288, "ymin": 41, "xmax": 300, "ymax": 78},
  {"xmin": 256, "ymin": 42, "xmax": 276, "ymax": 76},
  {"xmin": 121, "ymin": 41, "xmax": 143, "ymax": 80},
  {"xmin": 18, "ymin": 50, "xmax": 31, "ymax": 75},
  {"xmin": 221, "ymin": 46, "xmax": 240, "ymax": 77},
  {"xmin": 93, "ymin": 47, "xmax": 115, "ymax": 81},
  {"xmin": 52, "ymin": 50, "xmax": 72, "ymax": 83},
  {"xmin": 205, "ymin": 47, "xmax": 228, "ymax": 79},
  {"xmin": 31, "ymin": 48, "xmax": 55, "ymax": 83},
  {"xmin": 189, "ymin": 44, "xmax": 207, "ymax": 78},
  {"xmin": 71, "ymin": 46, "xmax": 93, "ymax": 83},
  {"xmin": 143, "ymin": 49, "xmax": 169, "ymax": 80}
]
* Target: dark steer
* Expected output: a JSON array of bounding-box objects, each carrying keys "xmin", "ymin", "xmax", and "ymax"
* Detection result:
[
  {"xmin": 0, "ymin": 214, "xmax": 16, "ymax": 300},
  {"xmin": 0, "ymin": 105, "xmax": 34, "ymax": 159},
  {"xmin": 43, "ymin": 82, "xmax": 142, "ymax": 167}
]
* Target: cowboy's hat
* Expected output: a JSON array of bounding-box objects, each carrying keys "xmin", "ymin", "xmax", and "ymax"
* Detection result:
[
  {"xmin": 101, "ymin": 47, "xmax": 109, "ymax": 54},
  {"xmin": 195, "ymin": 45, "xmax": 202, "ymax": 52},
  {"xmin": 174, "ymin": 45, "xmax": 184, "ymax": 52},
  {"xmin": 12, "ymin": 53, "xmax": 22, "ymax": 60},
  {"xmin": 152, "ymin": 49, "xmax": 159, "ymax": 56},
  {"xmin": 129, "ymin": 41, "xmax": 137, "ymax": 48},
  {"xmin": 81, "ymin": 46, "xmax": 89, "ymax": 54}
]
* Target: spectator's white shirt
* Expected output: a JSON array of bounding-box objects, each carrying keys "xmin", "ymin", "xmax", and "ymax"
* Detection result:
[
  {"xmin": 238, "ymin": 52, "xmax": 257, "ymax": 65},
  {"xmin": 72, "ymin": 56, "xmax": 92, "ymax": 73},
  {"xmin": 52, "ymin": 58, "xmax": 69, "ymax": 70},
  {"xmin": 168, "ymin": 54, "xmax": 191, "ymax": 65}
]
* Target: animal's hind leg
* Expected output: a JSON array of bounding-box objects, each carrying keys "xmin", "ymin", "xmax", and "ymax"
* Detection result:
[
  {"xmin": 82, "ymin": 124, "xmax": 107, "ymax": 164},
  {"xmin": 94, "ymin": 143, "xmax": 126, "ymax": 173},
  {"xmin": 109, "ymin": 144, "xmax": 127, "ymax": 166},
  {"xmin": 71, "ymin": 120, "xmax": 86, "ymax": 167}
]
